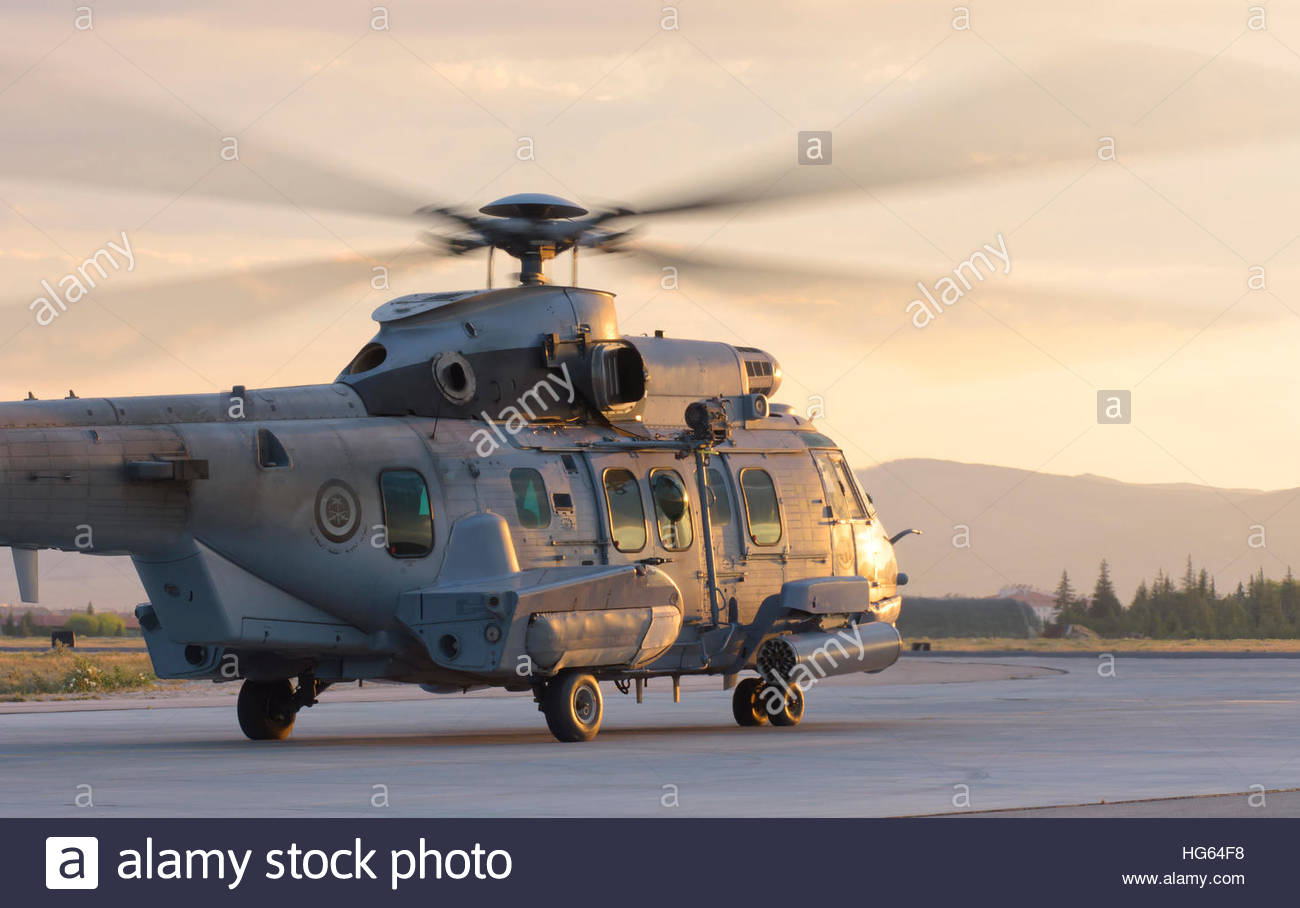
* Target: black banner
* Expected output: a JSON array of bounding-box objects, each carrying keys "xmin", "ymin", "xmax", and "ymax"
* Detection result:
[{"xmin": 7, "ymin": 818, "xmax": 1290, "ymax": 905}]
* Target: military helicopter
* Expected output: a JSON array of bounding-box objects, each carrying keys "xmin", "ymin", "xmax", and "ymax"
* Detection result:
[
  {"xmin": 3, "ymin": 42, "xmax": 1291, "ymax": 741},
  {"xmin": 0, "ymin": 179, "xmax": 919, "ymax": 743}
]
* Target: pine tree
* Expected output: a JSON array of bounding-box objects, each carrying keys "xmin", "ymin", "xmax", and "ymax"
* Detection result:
[
  {"xmin": 1127, "ymin": 581, "xmax": 1152, "ymax": 637},
  {"xmin": 1280, "ymin": 568, "xmax": 1298, "ymax": 634},
  {"xmin": 1216, "ymin": 595, "xmax": 1248, "ymax": 639},
  {"xmin": 1089, "ymin": 559, "xmax": 1123, "ymax": 630},
  {"xmin": 86, "ymin": 602, "xmax": 94, "ymax": 615},
  {"xmin": 1257, "ymin": 579, "xmax": 1286, "ymax": 637},
  {"xmin": 1246, "ymin": 568, "xmax": 1266, "ymax": 629},
  {"xmin": 2, "ymin": 613, "xmax": 14, "ymax": 637},
  {"xmin": 1053, "ymin": 570, "xmax": 1075, "ymax": 610},
  {"xmin": 1051, "ymin": 570, "xmax": 1080, "ymax": 626}
]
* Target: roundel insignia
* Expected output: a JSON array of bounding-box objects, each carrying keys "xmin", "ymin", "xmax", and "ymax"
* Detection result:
[{"xmin": 315, "ymin": 480, "xmax": 361, "ymax": 543}]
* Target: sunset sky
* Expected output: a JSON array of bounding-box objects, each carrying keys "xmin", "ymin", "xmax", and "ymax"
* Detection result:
[{"xmin": 2, "ymin": 0, "xmax": 1300, "ymax": 491}]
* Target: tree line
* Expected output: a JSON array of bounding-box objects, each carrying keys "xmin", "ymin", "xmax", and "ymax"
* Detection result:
[
  {"xmin": 1053, "ymin": 558, "xmax": 1300, "ymax": 638},
  {"xmin": 1, "ymin": 603, "xmax": 127, "ymax": 637}
]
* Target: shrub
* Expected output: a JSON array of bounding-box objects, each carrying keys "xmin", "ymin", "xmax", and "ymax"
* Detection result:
[
  {"xmin": 96, "ymin": 614, "xmax": 126, "ymax": 637},
  {"xmin": 63, "ymin": 613, "xmax": 127, "ymax": 637},
  {"xmin": 64, "ymin": 613, "xmax": 98, "ymax": 636},
  {"xmin": 62, "ymin": 656, "xmax": 150, "ymax": 693}
]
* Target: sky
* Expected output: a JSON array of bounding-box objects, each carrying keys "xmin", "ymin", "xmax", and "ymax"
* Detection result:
[{"xmin": 2, "ymin": 1, "xmax": 1300, "ymax": 491}]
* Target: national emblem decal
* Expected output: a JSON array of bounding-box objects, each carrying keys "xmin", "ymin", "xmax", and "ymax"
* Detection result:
[{"xmin": 314, "ymin": 479, "xmax": 361, "ymax": 544}]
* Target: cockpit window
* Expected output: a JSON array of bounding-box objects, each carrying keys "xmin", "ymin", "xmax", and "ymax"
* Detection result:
[
  {"xmin": 379, "ymin": 470, "xmax": 433, "ymax": 557},
  {"xmin": 812, "ymin": 450, "xmax": 866, "ymax": 520},
  {"xmin": 797, "ymin": 431, "xmax": 839, "ymax": 448}
]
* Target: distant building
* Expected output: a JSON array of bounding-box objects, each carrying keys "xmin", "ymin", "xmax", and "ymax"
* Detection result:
[
  {"xmin": 997, "ymin": 585, "xmax": 1060, "ymax": 625},
  {"xmin": 0, "ymin": 606, "xmax": 65, "ymax": 628}
]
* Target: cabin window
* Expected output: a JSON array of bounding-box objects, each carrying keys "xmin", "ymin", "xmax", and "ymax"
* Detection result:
[
  {"xmin": 603, "ymin": 468, "xmax": 647, "ymax": 552},
  {"xmin": 379, "ymin": 470, "xmax": 433, "ymax": 557},
  {"xmin": 650, "ymin": 469, "xmax": 694, "ymax": 551},
  {"xmin": 510, "ymin": 468, "xmax": 551, "ymax": 528},
  {"xmin": 739, "ymin": 468, "xmax": 782, "ymax": 546},
  {"xmin": 704, "ymin": 466, "xmax": 732, "ymax": 527}
]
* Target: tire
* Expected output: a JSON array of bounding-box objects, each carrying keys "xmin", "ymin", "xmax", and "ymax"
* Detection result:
[
  {"xmin": 731, "ymin": 677, "xmax": 768, "ymax": 727},
  {"xmin": 542, "ymin": 671, "xmax": 603, "ymax": 742},
  {"xmin": 768, "ymin": 683, "xmax": 805, "ymax": 727},
  {"xmin": 237, "ymin": 679, "xmax": 297, "ymax": 741}
]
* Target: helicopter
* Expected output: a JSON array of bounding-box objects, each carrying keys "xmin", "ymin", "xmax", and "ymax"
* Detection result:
[
  {"xmin": 0, "ymin": 184, "xmax": 919, "ymax": 743},
  {"xmin": 2, "ymin": 41, "xmax": 1292, "ymax": 742}
]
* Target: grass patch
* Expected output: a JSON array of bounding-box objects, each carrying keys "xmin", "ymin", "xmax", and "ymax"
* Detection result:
[
  {"xmin": 906, "ymin": 637, "xmax": 1300, "ymax": 653},
  {"xmin": 0, "ymin": 649, "xmax": 156, "ymax": 697},
  {"xmin": 0, "ymin": 636, "xmax": 145, "ymax": 650}
]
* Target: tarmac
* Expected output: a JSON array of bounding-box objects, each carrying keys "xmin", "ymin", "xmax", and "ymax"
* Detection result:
[{"xmin": 2, "ymin": 655, "xmax": 1298, "ymax": 817}]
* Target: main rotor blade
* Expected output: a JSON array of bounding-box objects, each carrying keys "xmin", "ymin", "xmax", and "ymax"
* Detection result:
[
  {"xmin": 611, "ymin": 240, "xmax": 1244, "ymax": 331},
  {"xmin": 597, "ymin": 42, "xmax": 1300, "ymax": 221},
  {"xmin": 0, "ymin": 69, "xmax": 459, "ymax": 223},
  {"xmin": 3, "ymin": 244, "xmax": 448, "ymax": 344}
]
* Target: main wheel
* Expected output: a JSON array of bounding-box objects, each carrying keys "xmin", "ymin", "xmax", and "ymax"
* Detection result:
[
  {"xmin": 237, "ymin": 679, "xmax": 297, "ymax": 741},
  {"xmin": 731, "ymin": 677, "xmax": 768, "ymax": 727},
  {"xmin": 542, "ymin": 671, "xmax": 603, "ymax": 742},
  {"xmin": 768, "ymin": 683, "xmax": 805, "ymax": 727}
]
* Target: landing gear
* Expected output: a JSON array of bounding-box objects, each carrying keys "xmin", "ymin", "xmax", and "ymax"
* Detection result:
[
  {"xmin": 730, "ymin": 676, "xmax": 805, "ymax": 729},
  {"xmin": 236, "ymin": 674, "xmax": 325, "ymax": 741},
  {"xmin": 731, "ymin": 677, "xmax": 768, "ymax": 727},
  {"xmin": 542, "ymin": 670, "xmax": 604, "ymax": 742},
  {"xmin": 767, "ymin": 683, "xmax": 805, "ymax": 727},
  {"xmin": 237, "ymin": 679, "xmax": 296, "ymax": 740}
]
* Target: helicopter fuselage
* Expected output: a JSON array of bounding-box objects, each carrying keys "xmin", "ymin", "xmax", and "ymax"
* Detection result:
[{"xmin": 0, "ymin": 282, "xmax": 906, "ymax": 740}]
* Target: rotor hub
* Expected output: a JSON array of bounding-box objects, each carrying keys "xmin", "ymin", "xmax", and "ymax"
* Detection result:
[{"xmin": 478, "ymin": 192, "xmax": 588, "ymax": 220}]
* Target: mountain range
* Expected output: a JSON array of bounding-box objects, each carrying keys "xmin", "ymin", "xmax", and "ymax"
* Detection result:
[{"xmin": 859, "ymin": 459, "xmax": 1300, "ymax": 599}]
